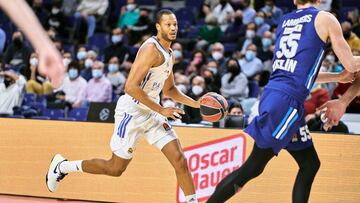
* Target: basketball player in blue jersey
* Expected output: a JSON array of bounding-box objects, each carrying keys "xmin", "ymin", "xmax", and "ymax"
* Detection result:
[
  {"xmin": 0, "ymin": 0, "xmax": 65, "ymax": 88},
  {"xmin": 207, "ymin": 0, "xmax": 360, "ymax": 202},
  {"xmin": 46, "ymin": 10, "xmax": 200, "ymax": 203}
]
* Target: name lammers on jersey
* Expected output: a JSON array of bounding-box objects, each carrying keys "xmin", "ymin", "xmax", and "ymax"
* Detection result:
[{"xmin": 273, "ymin": 14, "xmax": 313, "ymax": 73}]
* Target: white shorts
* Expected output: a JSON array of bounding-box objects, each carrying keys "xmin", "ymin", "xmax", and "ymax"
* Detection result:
[{"xmin": 110, "ymin": 96, "xmax": 177, "ymax": 159}]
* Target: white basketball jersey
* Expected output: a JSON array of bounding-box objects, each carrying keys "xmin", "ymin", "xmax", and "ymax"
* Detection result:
[{"xmin": 118, "ymin": 37, "xmax": 173, "ymax": 111}]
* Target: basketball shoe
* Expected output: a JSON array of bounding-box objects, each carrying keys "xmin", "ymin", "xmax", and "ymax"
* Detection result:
[{"xmin": 46, "ymin": 154, "xmax": 67, "ymax": 192}]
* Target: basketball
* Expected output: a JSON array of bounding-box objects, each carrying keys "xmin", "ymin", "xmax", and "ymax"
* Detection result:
[{"xmin": 199, "ymin": 92, "xmax": 228, "ymax": 122}]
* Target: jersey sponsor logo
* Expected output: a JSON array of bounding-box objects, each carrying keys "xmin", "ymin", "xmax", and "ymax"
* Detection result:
[{"xmin": 176, "ymin": 134, "xmax": 246, "ymax": 203}]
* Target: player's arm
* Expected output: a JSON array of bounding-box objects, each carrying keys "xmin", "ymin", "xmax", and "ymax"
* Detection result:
[
  {"xmin": 163, "ymin": 72, "xmax": 200, "ymax": 108},
  {"xmin": 321, "ymin": 12, "xmax": 360, "ymax": 72},
  {"xmin": 124, "ymin": 44, "xmax": 183, "ymax": 119},
  {"xmin": 316, "ymin": 70, "xmax": 355, "ymax": 83},
  {"xmin": 0, "ymin": 0, "xmax": 65, "ymax": 87}
]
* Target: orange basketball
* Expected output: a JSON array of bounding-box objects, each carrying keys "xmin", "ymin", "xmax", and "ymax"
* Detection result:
[{"xmin": 199, "ymin": 92, "xmax": 228, "ymax": 122}]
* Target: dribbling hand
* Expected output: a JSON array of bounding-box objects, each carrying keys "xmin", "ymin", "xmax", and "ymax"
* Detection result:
[{"xmin": 160, "ymin": 107, "xmax": 185, "ymax": 120}]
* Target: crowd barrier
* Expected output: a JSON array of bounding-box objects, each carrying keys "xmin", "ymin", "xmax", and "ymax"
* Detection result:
[{"xmin": 0, "ymin": 118, "xmax": 359, "ymax": 202}]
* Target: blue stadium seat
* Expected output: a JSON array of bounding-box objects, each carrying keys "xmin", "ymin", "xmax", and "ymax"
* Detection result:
[
  {"xmin": 42, "ymin": 109, "xmax": 65, "ymax": 120},
  {"xmin": 175, "ymin": 8, "xmax": 195, "ymax": 25},
  {"xmin": 29, "ymin": 102, "xmax": 46, "ymax": 112},
  {"xmin": 248, "ymin": 80, "xmax": 261, "ymax": 98},
  {"xmin": 88, "ymin": 32, "xmax": 110, "ymax": 55},
  {"xmin": 69, "ymin": 108, "xmax": 89, "ymax": 121},
  {"xmin": 185, "ymin": 0, "xmax": 204, "ymax": 10},
  {"xmin": 10, "ymin": 115, "xmax": 25, "ymax": 119},
  {"xmin": 224, "ymin": 43, "xmax": 237, "ymax": 56},
  {"xmin": 57, "ymin": 117, "xmax": 77, "ymax": 121},
  {"xmin": 137, "ymin": 0, "xmax": 156, "ymax": 6},
  {"xmin": 31, "ymin": 116, "xmax": 51, "ymax": 120},
  {"xmin": 340, "ymin": 7, "xmax": 358, "ymax": 22},
  {"xmin": 23, "ymin": 93, "xmax": 36, "ymax": 105}
]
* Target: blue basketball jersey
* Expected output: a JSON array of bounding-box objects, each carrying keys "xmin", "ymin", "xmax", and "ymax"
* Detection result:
[{"xmin": 267, "ymin": 7, "xmax": 327, "ymax": 103}]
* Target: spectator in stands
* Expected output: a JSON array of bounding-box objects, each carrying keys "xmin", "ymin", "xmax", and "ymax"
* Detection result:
[
  {"xmin": 174, "ymin": 73, "xmax": 190, "ymax": 94},
  {"xmin": 198, "ymin": 14, "xmax": 223, "ymax": 48},
  {"xmin": 211, "ymin": 0, "xmax": 235, "ymax": 32},
  {"xmin": 255, "ymin": 11, "xmax": 271, "ymax": 37},
  {"xmin": 25, "ymin": 52, "xmax": 53, "ymax": 95},
  {"xmin": 183, "ymin": 75, "xmax": 207, "ymax": 124},
  {"xmin": 347, "ymin": 10, "xmax": 360, "ymax": 38},
  {"xmin": 31, "ymin": 0, "xmax": 48, "ymax": 27},
  {"xmin": 341, "ymin": 21, "xmax": 360, "ymax": 51},
  {"xmin": 82, "ymin": 61, "xmax": 112, "ymax": 106},
  {"xmin": 0, "ymin": 28, "xmax": 5, "ymax": 53},
  {"xmin": 209, "ymin": 42, "xmax": 227, "ymax": 75},
  {"xmin": 61, "ymin": 61, "xmax": 87, "ymax": 108},
  {"xmin": 221, "ymin": 9, "xmax": 246, "ymax": 42},
  {"xmin": 257, "ymin": 31, "xmax": 274, "ymax": 72},
  {"xmin": 238, "ymin": 43, "xmax": 263, "ymax": 79},
  {"xmin": 239, "ymin": 0, "xmax": 256, "ymax": 25},
  {"xmin": 202, "ymin": 67, "xmax": 220, "ymax": 93},
  {"xmin": 172, "ymin": 42, "xmax": 188, "ymax": 74},
  {"xmin": 0, "ymin": 70, "xmax": 26, "ymax": 115},
  {"xmin": 80, "ymin": 50, "xmax": 97, "ymax": 81},
  {"xmin": 221, "ymin": 58, "xmax": 249, "ymax": 102},
  {"xmin": 106, "ymin": 56, "xmax": 126, "ymax": 97},
  {"xmin": 117, "ymin": 0, "xmax": 140, "ymax": 29},
  {"xmin": 260, "ymin": 0, "xmax": 283, "ymax": 25},
  {"xmin": 304, "ymin": 84, "xmax": 330, "ymax": 115},
  {"xmin": 128, "ymin": 8, "xmax": 154, "ymax": 45},
  {"xmin": 3, "ymin": 31, "xmax": 31, "ymax": 69},
  {"xmin": 315, "ymin": 0, "xmax": 341, "ymax": 18},
  {"xmin": 228, "ymin": 102, "xmax": 244, "ymax": 116},
  {"xmin": 62, "ymin": 52, "xmax": 72, "ymax": 69},
  {"xmin": 237, "ymin": 22, "xmax": 261, "ymax": 55},
  {"xmin": 76, "ymin": 45, "xmax": 87, "ymax": 69},
  {"xmin": 202, "ymin": 0, "xmax": 220, "ymax": 16},
  {"xmin": 319, "ymin": 56, "xmax": 337, "ymax": 95},
  {"xmin": 74, "ymin": 0, "xmax": 109, "ymax": 42},
  {"xmin": 205, "ymin": 60, "xmax": 222, "ymax": 89},
  {"xmin": 104, "ymin": 28, "xmax": 130, "ymax": 64},
  {"xmin": 46, "ymin": 0, "xmax": 67, "ymax": 38},
  {"xmin": 186, "ymin": 50, "xmax": 207, "ymax": 76}
]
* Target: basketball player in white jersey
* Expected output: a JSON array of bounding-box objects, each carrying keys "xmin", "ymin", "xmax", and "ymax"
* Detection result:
[
  {"xmin": 0, "ymin": 0, "xmax": 65, "ymax": 87},
  {"xmin": 46, "ymin": 10, "xmax": 200, "ymax": 203}
]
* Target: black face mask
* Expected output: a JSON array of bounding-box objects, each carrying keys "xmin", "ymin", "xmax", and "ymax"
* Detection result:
[
  {"xmin": 343, "ymin": 31, "xmax": 351, "ymax": 39},
  {"xmin": 234, "ymin": 17, "xmax": 243, "ymax": 25},
  {"xmin": 13, "ymin": 38, "xmax": 23, "ymax": 47},
  {"xmin": 220, "ymin": 0, "xmax": 227, "ymax": 6},
  {"xmin": 204, "ymin": 77, "xmax": 213, "ymax": 84},
  {"xmin": 228, "ymin": 65, "xmax": 239, "ymax": 74}
]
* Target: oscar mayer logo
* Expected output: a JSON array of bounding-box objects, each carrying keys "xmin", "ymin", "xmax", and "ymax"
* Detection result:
[{"xmin": 176, "ymin": 134, "xmax": 246, "ymax": 203}]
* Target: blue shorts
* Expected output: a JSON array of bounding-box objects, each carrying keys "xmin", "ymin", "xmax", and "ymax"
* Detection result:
[{"xmin": 244, "ymin": 89, "xmax": 313, "ymax": 154}]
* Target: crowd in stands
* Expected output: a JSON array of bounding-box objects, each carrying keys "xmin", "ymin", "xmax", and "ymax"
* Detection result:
[{"xmin": 0, "ymin": 0, "xmax": 359, "ymax": 133}]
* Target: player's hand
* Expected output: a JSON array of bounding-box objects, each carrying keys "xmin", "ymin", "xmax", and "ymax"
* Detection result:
[
  {"xmin": 338, "ymin": 70, "xmax": 357, "ymax": 83},
  {"xmin": 37, "ymin": 44, "xmax": 66, "ymax": 88},
  {"xmin": 160, "ymin": 107, "xmax": 185, "ymax": 120},
  {"xmin": 317, "ymin": 99, "xmax": 347, "ymax": 129}
]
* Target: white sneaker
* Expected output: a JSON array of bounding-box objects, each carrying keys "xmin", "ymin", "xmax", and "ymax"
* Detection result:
[{"xmin": 46, "ymin": 154, "xmax": 67, "ymax": 192}]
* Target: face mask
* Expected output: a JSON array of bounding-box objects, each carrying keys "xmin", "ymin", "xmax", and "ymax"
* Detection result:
[
  {"xmin": 320, "ymin": 66, "xmax": 327, "ymax": 72},
  {"xmin": 264, "ymin": 5, "xmax": 272, "ymax": 12},
  {"xmin": 212, "ymin": 51, "xmax": 223, "ymax": 61},
  {"xmin": 30, "ymin": 58, "xmax": 38, "ymax": 66},
  {"xmin": 63, "ymin": 58, "xmax": 71, "ymax": 67},
  {"xmin": 173, "ymin": 50, "xmax": 183, "ymax": 60},
  {"xmin": 209, "ymin": 67, "xmax": 218, "ymax": 75},
  {"xmin": 0, "ymin": 75, "xmax": 3, "ymax": 84},
  {"xmin": 163, "ymin": 99, "xmax": 176, "ymax": 108},
  {"xmin": 85, "ymin": 59, "xmax": 94, "ymax": 68},
  {"xmin": 227, "ymin": 65, "xmax": 239, "ymax": 73},
  {"xmin": 245, "ymin": 50, "xmax": 256, "ymax": 61},
  {"xmin": 13, "ymin": 37, "xmax": 23, "ymax": 47},
  {"xmin": 246, "ymin": 30, "xmax": 255, "ymax": 39},
  {"xmin": 126, "ymin": 4, "xmax": 136, "ymax": 11},
  {"xmin": 343, "ymin": 31, "xmax": 351, "ymax": 39},
  {"xmin": 326, "ymin": 55, "xmax": 335, "ymax": 64},
  {"xmin": 192, "ymin": 85, "xmax": 203, "ymax": 96},
  {"xmin": 92, "ymin": 69, "xmax": 103, "ymax": 78},
  {"xmin": 77, "ymin": 51, "xmax": 87, "ymax": 60},
  {"xmin": 51, "ymin": 8, "xmax": 60, "ymax": 14},
  {"xmin": 111, "ymin": 35, "xmax": 123, "ymax": 44},
  {"xmin": 108, "ymin": 64, "xmax": 119, "ymax": 73},
  {"xmin": 68, "ymin": 69, "xmax": 79, "ymax": 79},
  {"xmin": 234, "ymin": 17, "xmax": 243, "ymax": 25},
  {"xmin": 254, "ymin": 17, "xmax": 264, "ymax": 26},
  {"xmin": 177, "ymin": 84, "xmax": 187, "ymax": 94},
  {"xmin": 262, "ymin": 38, "xmax": 272, "ymax": 48},
  {"xmin": 204, "ymin": 77, "xmax": 213, "ymax": 84}
]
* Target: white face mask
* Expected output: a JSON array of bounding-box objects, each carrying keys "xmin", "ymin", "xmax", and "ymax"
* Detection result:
[
  {"xmin": 30, "ymin": 58, "xmax": 38, "ymax": 66},
  {"xmin": 126, "ymin": 4, "xmax": 136, "ymax": 11},
  {"xmin": 177, "ymin": 84, "xmax": 187, "ymax": 94},
  {"xmin": 246, "ymin": 30, "xmax": 255, "ymax": 39},
  {"xmin": 326, "ymin": 55, "xmax": 335, "ymax": 64},
  {"xmin": 173, "ymin": 50, "xmax": 183, "ymax": 60},
  {"xmin": 51, "ymin": 8, "xmax": 60, "ymax": 14},
  {"xmin": 85, "ymin": 59, "xmax": 94, "ymax": 68},
  {"xmin": 163, "ymin": 99, "xmax": 176, "ymax": 108},
  {"xmin": 63, "ymin": 58, "xmax": 71, "ymax": 67},
  {"xmin": 192, "ymin": 85, "xmax": 203, "ymax": 96},
  {"xmin": 209, "ymin": 67, "xmax": 218, "ymax": 75},
  {"xmin": 212, "ymin": 51, "xmax": 223, "ymax": 61},
  {"xmin": 320, "ymin": 66, "xmax": 328, "ymax": 72}
]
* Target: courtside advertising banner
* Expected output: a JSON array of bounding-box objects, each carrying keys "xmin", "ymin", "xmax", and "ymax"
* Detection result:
[{"xmin": 176, "ymin": 134, "xmax": 246, "ymax": 203}]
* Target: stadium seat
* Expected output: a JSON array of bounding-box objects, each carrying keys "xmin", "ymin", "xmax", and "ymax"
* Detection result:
[
  {"xmin": 185, "ymin": 0, "xmax": 204, "ymax": 10},
  {"xmin": 31, "ymin": 116, "xmax": 51, "ymax": 120},
  {"xmin": 248, "ymin": 80, "xmax": 261, "ymax": 98},
  {"xmin": 42, "ymin": 109, "xmax": 65, "ymax": 120},
  {"xmin": 9, "ymin": 115, "xmax": 25, "ymax": 119},
  {"xmin": 57, "ymin": 117, "xmax": 77, "ymax": 121},
  {"xmin": 88, "ymin": 32, "xmax": 110, "ymax": 55},
  {"xmin": 23, "ymin": 93, "xmax": 36, "ymax": 105},
  {"xmin": 137, "ymin": 0, "xmax": 156, "ymax": 6},
  {"xmin": 68, "ymin": 108, "xmax": 89, "ymax": 121}
]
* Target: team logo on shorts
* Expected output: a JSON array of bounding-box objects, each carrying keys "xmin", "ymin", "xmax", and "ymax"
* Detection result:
[
  {"xmin": 128, "ymin": 148, "xmax": 133, "ymax": 154},
  {"xmin": 163, "ymin": 123, "xmax": 171, "ymax": 131}
]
